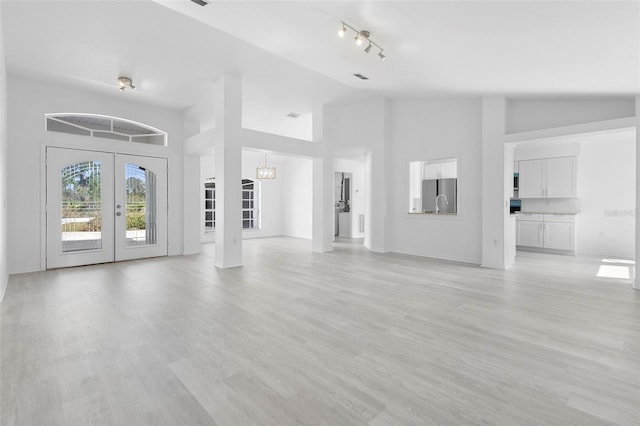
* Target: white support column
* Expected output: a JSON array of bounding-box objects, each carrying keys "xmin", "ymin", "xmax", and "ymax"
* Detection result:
[
  {"xmin": 214, "ymin": 74, "xmax": 243, "ymax": 268},
  {"xmin": 183, "ymin": 154, "xmax": 201, "ymax": 255},
  {"xmin": 634, "ymin": 96, "xmax": 640, "ymax": 289},
  {"xmin": 364, "ymin": 150, "xmax": 388, "ymax": 252},
  {"xmin": 312, "ymin": 157, "xmax": 333, "ymax": 252},
  {"xmin": 363, "ymin": 99, "xmax": 389, "ymax": 253},
  {"xmin": 481, "ymin": 97, "xmax": 510, "ymax": 269}
]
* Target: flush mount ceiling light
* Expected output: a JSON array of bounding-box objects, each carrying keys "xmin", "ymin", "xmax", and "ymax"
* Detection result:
[
  {"xmin": 256, "ymin": 154, "xmax": 276, "ymax": 180},
  {"xmin": 337, "ymin": 21, "xmax": 386, "ymax": 60},
  {"xmin": 117, "ymin": 76, "xmax": 135, "ymax": 92}
]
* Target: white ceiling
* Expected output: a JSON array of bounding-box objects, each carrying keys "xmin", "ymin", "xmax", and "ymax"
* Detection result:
[
  {"xmin": 2, "ymin": 0, "xmax": 638, "ymax": 140},
  {"xmin": 155, "ymin": 0, "xmax": 640, "ymax": 95}
]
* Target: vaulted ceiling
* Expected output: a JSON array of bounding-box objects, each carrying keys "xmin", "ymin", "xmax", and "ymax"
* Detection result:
[{"xmin": 2, "ymin": 0, "xmax": 638, "ymax": 140}]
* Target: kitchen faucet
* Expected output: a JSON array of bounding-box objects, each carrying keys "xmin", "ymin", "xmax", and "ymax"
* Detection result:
[{"xmin": 435, "ymin": 194, "xmax": 449, "ymax": 213}]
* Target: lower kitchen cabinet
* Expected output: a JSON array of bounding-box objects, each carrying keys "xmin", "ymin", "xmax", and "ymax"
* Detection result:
[
  {"xmin": 544, "ymin": 220, "xmax": 574, "ymax": 251},
  {"xmin": 516, "ymin": 214, "xmax": 575, "ymax": 252},
  {"xmin": 516, "ymin": 221, "xmax": 543, "ymax": 248}
]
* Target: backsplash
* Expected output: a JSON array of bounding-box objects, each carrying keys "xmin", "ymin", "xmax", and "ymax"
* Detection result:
[{"xmin": 520, "ymin": 198, "xmax": 581, "ymax": 213}]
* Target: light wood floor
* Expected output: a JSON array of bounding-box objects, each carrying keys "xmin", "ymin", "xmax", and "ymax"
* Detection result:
[{"xmin": 2, "ymin": 237, "xmax": 639, "ymax": 425}]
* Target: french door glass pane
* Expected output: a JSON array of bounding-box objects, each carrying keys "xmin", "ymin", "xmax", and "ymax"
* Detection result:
[
  {"xmin": 125, "ymin": 163, "xmax": 157, "ymax": 246},
  {"xmin": 61, "ymin": 161, "xmax": 102, "ymax": 252}
]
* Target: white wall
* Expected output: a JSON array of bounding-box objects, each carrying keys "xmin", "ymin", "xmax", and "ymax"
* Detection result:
[
  {"xmin": 388, "ymin": 99, "xmax": 483, "ymax": 264},
  {"xmin": 282, "ymin": 157, "xmax": 313, "ymax": 239},
  {"xmin": 576, "ymin": 133, "xmax": 635, "ymax": 258},
  {"xmin": 199, "ymin": 151, "xmax": 285, "ymax": 243},
  {"xmin": 507, "ymin": 98, "xmax": 635, "ymax": 134},
  {"xmin": 0, "ymin": 9, "xmax": 8, "ymax": 300},
  {"xmin": 6, "ymin": 76, "xmax": 184, "ymax": 274}
]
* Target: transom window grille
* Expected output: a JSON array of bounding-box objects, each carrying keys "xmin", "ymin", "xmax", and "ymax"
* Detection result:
[
  {"xmin": 45, "ymin": 113, "xmax": 167, "ymax": 146},
  {"xmin": 204, "ymin": 178, "xmax": 260, "ymax": 233}
]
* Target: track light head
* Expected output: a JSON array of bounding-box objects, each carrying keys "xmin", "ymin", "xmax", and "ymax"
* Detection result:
[
  {"xmin": 355, "ymin": 34, "xmax": 362, "ymax": 45},
  {"xmin": 378, "ymin": 50, "xmax": 386, "ymax": 61},
  {"xmin": 364, "ymin": 42, "xmax": 372, "ymax": 53},
  {"xmin": 338, "ymin": 23, "xmax": 346, "ymax": 38}
]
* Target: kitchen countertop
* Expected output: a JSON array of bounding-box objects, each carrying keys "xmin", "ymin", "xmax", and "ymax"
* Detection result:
[{"xmin": 516, "ymin": 211, "xmax": 578, "ymax": 215}]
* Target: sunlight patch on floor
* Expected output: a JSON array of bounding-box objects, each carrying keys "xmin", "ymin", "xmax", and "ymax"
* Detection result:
[{"xmin": 596, "ymin": 258, "xmax": 634, "ymax": 280}]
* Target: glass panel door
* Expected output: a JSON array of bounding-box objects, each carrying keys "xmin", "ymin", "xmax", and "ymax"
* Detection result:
[
  {"xmin": 47, "ymin": 148, "xmax": 168, "ymax": 269},
  {"xmin": 124, "ymin": 163, "xmax": 158, "ymax": 247},
  {"xmin": 46, "ymin": 148, "xmax": 115, "ymax": 268},
  {"xmin": 61, "ymin": 160, "xmax": 103, "ymax": 252},
  {"xmin": 115, "ymin": 154, "xmax": 167, "ymax": 261}
]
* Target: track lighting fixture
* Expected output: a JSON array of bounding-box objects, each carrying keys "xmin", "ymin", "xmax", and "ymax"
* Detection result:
[
  {"xmin": 337, "ymin": 21, "xmax": 387, "ymax": 60},
  {"xmin": 117, "ymin": 76, "xmax": 135, "ymax": 92}
]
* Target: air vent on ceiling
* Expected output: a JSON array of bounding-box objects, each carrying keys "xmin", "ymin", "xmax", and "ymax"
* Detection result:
[
  {"xmin": 286, "ymin": 112, "xmax": 301, "ymax": 118},
  {"xmin": 353, "ymin": 73, "xmax": 369, "ymax": 80},
  {"xmin": 190, "ymin": 0, "xmax": 210, "ymax": 6}
]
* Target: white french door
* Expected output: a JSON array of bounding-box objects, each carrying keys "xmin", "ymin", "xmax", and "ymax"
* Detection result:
[{"xmin": 46, "ymin": 147, "xmax": 168, "ymax": 269}]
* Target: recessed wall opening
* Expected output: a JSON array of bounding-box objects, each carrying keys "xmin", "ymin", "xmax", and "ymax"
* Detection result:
[{"xmin": 45, "ymin": 113, "xmax": 167, "ymax": 146}]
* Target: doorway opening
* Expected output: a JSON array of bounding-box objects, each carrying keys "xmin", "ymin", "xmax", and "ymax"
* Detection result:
[{"xmin": 508, "ymin": 128, "xmax": 636, "ymax": 286}]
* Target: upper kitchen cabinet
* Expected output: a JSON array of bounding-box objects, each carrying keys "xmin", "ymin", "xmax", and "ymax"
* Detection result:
[
  {"xmin": 519, "ymin": 159, "xmax": 545, "ymax": 197},
  {"xmin": 519, "ymin": 156, "xmax": 576, "ymax": 198},
  {"xmin": 546, "ymin": 157, "xmax": 576, "ymax": 197}
]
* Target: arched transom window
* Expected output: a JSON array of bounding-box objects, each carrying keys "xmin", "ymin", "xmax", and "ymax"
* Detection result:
[{"xmin": 46, "ymin": 113, "xmax": 167, "ymax": 146}]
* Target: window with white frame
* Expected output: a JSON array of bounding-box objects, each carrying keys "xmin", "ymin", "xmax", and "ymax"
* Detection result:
[
  {"xmin": 45, "ymin": 113, "xmax": 167, "ymax": 146},
  {"xmin": 203, "ymin": 178, "xmax": 260, "ymax": 233}
]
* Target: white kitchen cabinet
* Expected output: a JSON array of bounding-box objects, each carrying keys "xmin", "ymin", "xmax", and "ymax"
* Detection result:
[
  {"xmin": 516, "ymin": 214, "xmax": 575, "ymax": 252},
  {"xmin": 423, "ymin": 161, "xmax": 457, "ymax": 179},
  {"xmin": 517, "ymin": 221, "xmax": 544, "ymax": 248},
  {"xmin": 519, "ymin": 156, "xmax": 576, "ymax": 198},
  {"xmin": 546, "ymin": 157, "xmax": 576, "ymax": 198},
  {"xmin": 543, "ymin": 214, "xmax": 575, "ymax": 251},
  {"xmin": 519, "ymin": 159, "xmax": 545, "ymax": 198},
  {"xmin": 544, "ymin": 221, "xmax": 574, "ymax": 251}
]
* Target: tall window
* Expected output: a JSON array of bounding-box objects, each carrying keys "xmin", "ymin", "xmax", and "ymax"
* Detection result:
[
  {"xmin": 204, "ymin": 179, "xmax": 216, "ymax": 233},
  {"xmin": 204, "ymin": 178, "xmax": 260, "ymax": 233},
  {"xmin": 241, "ymin": 179, "xmax": 258, "ymax": 229}
]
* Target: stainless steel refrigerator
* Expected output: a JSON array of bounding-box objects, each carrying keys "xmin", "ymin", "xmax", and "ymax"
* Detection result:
[{"xmin": 421, "ymin": 178, "xmax": 457, "ymax": 213}]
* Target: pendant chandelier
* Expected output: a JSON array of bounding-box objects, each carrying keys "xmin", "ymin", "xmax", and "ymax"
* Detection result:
[{"xmin": 256, "ymin": 154, "xmax": 276, "ymax": 180}]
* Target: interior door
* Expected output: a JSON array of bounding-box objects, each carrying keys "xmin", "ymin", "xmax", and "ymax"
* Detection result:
[
  {"xmin": 47, "ymin": 148, "xmax": 168, "ymax": 269},
  {"xmin": 46, "ymin": 147, "xmax": 115, "ymax": 268},
  {"xmin": 114, "ymin": 154, "xmax": 168, "ymax": 261}
]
